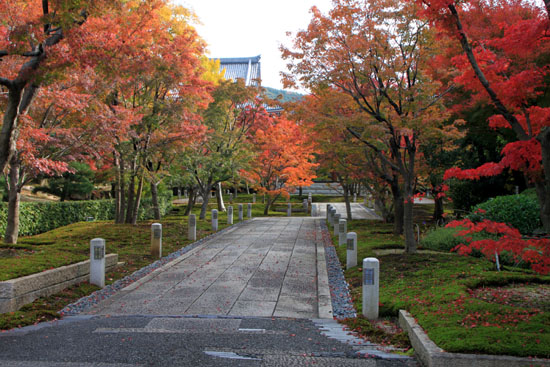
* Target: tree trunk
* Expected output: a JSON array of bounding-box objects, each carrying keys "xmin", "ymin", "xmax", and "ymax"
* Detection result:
[
  {"xmin": 151, "ymin": 181, "xmax": 161, "ymax": 220},
  {"xmin": 390, "ymin": 180, "xmax": 404, "ymax": 235},
  {"xmin": 114, "ymin": 153, "xmax": 124, "ymax": 223},
  {"xmin": 536, "ymin": 127, "xmax": 550, "ymax": 232},
  {"xmin": 403, "ymin": 185, "xmax": 416, "ymax": 253},
  {"xmin": 216, "ymin": 182, "xmax": 226, "ymax": 212},
  {"xmin": 0, "ymin": 86, "xmax": 23, "ymax": 174},
  {"xmin": 125, "ymin": 170, "xmax": 136, "ymax": 224},
  {"xmin": 199, "ymin": 181, "xmax": 213, "ymax": 220},
  {"xmin": 343, "ymin": 183, "xmax": 353, "ymax": 221},
  {"xmin": 433, "ymin": 196, "xmax": 444, "ymax": 222},
  {"xmin": 4, "ymin": 158, "xmax": 21, "ymax": 244},
  {"xmin": 264, "ymin": 194, "xmax": 280, "ymax": 215},
  {"xmin": 185, "ymin": 186, "xmax": 196, "ymax": 216},
  {"xmin": 130, "ymin": 172, "xmax": 144, "ymax": 225}
]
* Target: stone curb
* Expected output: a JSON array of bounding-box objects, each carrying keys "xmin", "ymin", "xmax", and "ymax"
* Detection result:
[
  {"xmin": 315, "ymin": 219, "xmax": 333, "ymax": 319},
  {"xmin": 399, "ymin": 310, "xmax": 550, "ymax": 367}
]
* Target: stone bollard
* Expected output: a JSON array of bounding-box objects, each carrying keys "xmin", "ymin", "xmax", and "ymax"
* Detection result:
[
  {"xmin": 338, "ymin": 219, "xmax": 347, "ymax": 246},
  {"xmin": 90, "ymin": 238, "xmax": 105, "ymax": 288},
  {"xmin": 188, "ymin": 214, "xmax": 196, "ymax": 241},
  {"xmin": 326, "ymin": 204, "xmax": 331, "ymax": 220},
  {"xmin": 311, "ymin": 203, "xmax": 317, "ymax": 217},
  {"xmin": 287, "ymin": 203, "xmax": 292, "ymax": 217},
  {"xmin": 303, "ymin": 199, "xmax": 308, "ymax": 213},
  {"xmin": 253, "ymin": 193, "xmax": 256, "ymax": 203},
  {"xmin": 177, "ymin": 188, "xmax": 182, "ymax": 200},
  {"xmin": 346, "ymin": 232, "xmax": 357, "ymax": 270},
  {"xmin": 227, "ymin": 206, "xmax": 233, "ymax": 224},
  {"xmin": 333, "ymin": 213, "xmax": 341, "ymax": 230},
  {"xmin": 212, "ymin": 209, "xmax": 218, "ymax": 232},
  {"xmin": 354, "ymin": 193, "xmax": 357, "ymax": 203},
  {"xmin": 151, "ymin": 223, "xmax": 162, "ymax": 258},
  {"xmin": 328, "ymin": 206, "xmax": 334, "ymax": 224},
  {"xmin": 364, "ymin": 195, "xmax": 368, "ymax": 205},
  {"xmin": 247, "ymin": 203, "xmax": 252, "ymax": 218},
  {"xmin": 362, "ymin": 257, "xmax": 380, "ymax": 320},
  {"xmin": 238, "ymin": 204, "xmax": 244, "ymax": 221}
]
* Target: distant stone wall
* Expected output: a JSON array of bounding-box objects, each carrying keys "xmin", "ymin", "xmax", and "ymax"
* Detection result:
[{"xmin": 0, "ymin": 254, "xmax": 118, "ymax": 313}]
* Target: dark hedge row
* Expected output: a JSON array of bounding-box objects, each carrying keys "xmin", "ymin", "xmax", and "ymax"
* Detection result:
[{"xmin": 0, "ymin": 193, "xmax": 172, "ymax": 237}]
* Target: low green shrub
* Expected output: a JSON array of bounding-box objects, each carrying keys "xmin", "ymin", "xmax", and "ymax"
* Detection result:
[
  {"xmin": 467, "ymin": 194, "xmax": 540, "ymax": 234},
  {"xmin": 420, "ymin": 226, "xmax": 495, "ymax": 252}
]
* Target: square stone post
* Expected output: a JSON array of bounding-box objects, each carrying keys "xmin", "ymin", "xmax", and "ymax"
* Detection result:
[
  {"xmin": 354, "ymin": 193, "xmax": 357, "ymax": 203},
  {"xmin": 227, "ymin": 206, "xmax": 233, "ymax": 224},
  {"xmin": 90, "ymin": 238, "xmax": 105, "ymax": 288},
  {"xmin": 252, "ymin": 193, "xmax": 256, "ymax": 203},
  {"xmin": 238, "ymin": 204, "xmax": 244, "ymax": 221},
  {"xmin": 326, "ymin": 204, "xmax": 330, "ymax": 220},
  {"xmin": 362, "ymin": 257, "xmax": 379, "ymax": 320},
  {"xmin": 287, "ymin": 203, "xmax": 292, "ymax": 217},
  {"xmin": 188, "ymin": 214, "xmax": 196, "ymax": 241},
  {"xmin": 333, "ymin": 213, "xmax": 341, "ymax": 230},
  {"xmin": 303, "ymin": 199, "xmax": 308, "ymax": 213},
  {"xmin": 212, "ymin": 209, "xmax": 218, "ymax": 232},
  {"xmin": 151, "ymin": 223, "xmax": 162, "ymax": 258},
  {"xmin": 311, "ymin": 204, "xmax": 317, "ymax": 217},
  {"xmin": 338, "ymin": 219, "xmax": 347, "ymax": 246},
  {"xmin": 346, "ymin": 232, "xmax": 357, "ymax": 269},
  {"xmin": 177, "ymin": 188, "xmax": 181, "ymax": 200},
  {"xmin": 247, "ymin": 203, "xmax": 252, "ymax": 218}
]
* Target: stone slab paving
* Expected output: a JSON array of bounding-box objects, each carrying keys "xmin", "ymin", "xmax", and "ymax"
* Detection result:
[
  {"xmin": 316, "ymin": 202, "xmax": 381, "ymax": 220},
  {"xmin": 85, "ymin": 217, "xmax": 327, "ymax": 319}
]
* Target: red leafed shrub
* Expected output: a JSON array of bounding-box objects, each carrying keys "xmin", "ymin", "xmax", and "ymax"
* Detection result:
[{"xmin": 446, "ymin": 218, "xmax": 550, "ymax": 275}]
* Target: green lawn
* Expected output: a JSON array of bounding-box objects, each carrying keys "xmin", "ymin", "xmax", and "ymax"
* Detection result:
[{"xmin": 333, "ymin": 206, "xmax": 550, "ymax": 358}]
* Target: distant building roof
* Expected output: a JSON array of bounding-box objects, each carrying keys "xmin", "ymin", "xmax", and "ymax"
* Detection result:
[{"xmin": 217, "ymin": 55, "xmax": 261, "ymax": 86}]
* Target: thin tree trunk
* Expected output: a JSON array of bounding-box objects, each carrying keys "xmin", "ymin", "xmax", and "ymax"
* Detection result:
[
  {"xmin": 185, "ymin": 186, "xmax": 196, "ymax": 216},
  {"xmin": 4, "ymin": 158, "xmax": 21, "ymax": 244},
  {"xmin": 537, "ymin": 127, "xmax": 550, "ymax": 232},
  {"xmin": 390, "ymin": 180, "xmax": 404, "ymax": 235},
  {"xmin": 264, "ymin": 193, "xmax": 280, "ymax": 215},
  {"xmin": 199, "ymin": 186, "xmax": 211, "ymax": 220},
  {"xmin": 151, "ymin": 181, "xmax": 161, "ymax": 220},
  {"xmin": 125, "ymin": 170, "xmax": 136, "ymax": 224},
  {"xmin": 130, "ymin": 172, "xmax": 144, "ymax": 225},
  {"xmin": 0, "ymin": 86, "xmax": 23, "ymax": 173},
  {"xmin": 216, "ymin": 182, "xmax": 226, "ymax": 212},
  {"xmin": 433, "ymin": 196, "xmax": 444, "ymax": 222},
  {"xmin": 403, "ymin": 183, "xmax": 416, "ymax": 253},
  {"xmin": 343, "ymin": 183, "xmax": 352, "ymax": 221}
]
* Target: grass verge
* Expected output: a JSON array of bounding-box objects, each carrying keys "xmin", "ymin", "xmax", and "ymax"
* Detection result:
[{"xmin": 333, "ymin": 205, "xmax": 550, "ymax": 358}]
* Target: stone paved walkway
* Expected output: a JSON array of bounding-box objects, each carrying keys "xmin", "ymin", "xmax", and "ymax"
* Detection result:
[
  {"xmin": 317, "ymin": 202, "xmax": 381, "ymax": 220},
  {"xmin": 86, "ymin": 217, "xmax": 331, "ymax": 319}
]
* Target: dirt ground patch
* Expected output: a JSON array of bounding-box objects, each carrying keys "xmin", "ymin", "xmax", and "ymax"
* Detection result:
[{"xmin": 470, "ymin": 283, "xmax": 550, "ymax": 312}]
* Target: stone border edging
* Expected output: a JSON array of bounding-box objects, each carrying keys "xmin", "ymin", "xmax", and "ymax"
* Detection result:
[
  {"xmin": 0, "ymin": 254, "xmax": 118, "ymax": 314},
  {"xmin": 399, "ymin": 309, "xmax": 550, "ymax": 367}
]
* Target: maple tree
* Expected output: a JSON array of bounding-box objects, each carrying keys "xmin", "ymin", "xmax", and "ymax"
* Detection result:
[
  {"xmin": 411, "ymin": 0, "xmax": 550, "ymax": 231},
  {"xmin": 242, "ymin": 116, "xmax": 317, "ymax": 215},
  {"xmin": 0, "ymin": 0, "xmax": 116, "ymax": 174},
  {"xmin": 282, "ymin": 0, "xmax": 455, "ymax": 252}
]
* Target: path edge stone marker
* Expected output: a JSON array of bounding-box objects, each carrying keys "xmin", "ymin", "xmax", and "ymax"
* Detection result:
[
  {"xmin": 188, "ymin": 214, "xmax": 196, "ymax": 241},
  {"xmin": 227, "ymin": 206, "xmax": 233, "ymax": 224},
  {"xmin": 151, "ymin": 223, "xmax": 162, "ymax": 258},
  {"xmin": 362, "ymin": 257, "xmax": 379, "ymax": 320},
  {"xmin": 90, "ymin": 238, "xmax": 105, "ymax": 288},
  {"xmin": 346, "ymin": 232, "xmax": 357, "ymax": 269},
  {"xmin": 338, "ymin": 219, "xmax": 347, "ymax": 246},
  {"xmin": 212, "ymin": 209, "xmax": 218, "ymax": 232}
]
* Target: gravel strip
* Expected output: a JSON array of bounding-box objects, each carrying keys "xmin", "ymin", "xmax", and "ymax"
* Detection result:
[
  {"xmin": 59, "ymin": 221, "xmax": 247, "ymax": 316},
  {"xmin": 319, "ymin": 221, "xmax": 357, "ymax": 320}
]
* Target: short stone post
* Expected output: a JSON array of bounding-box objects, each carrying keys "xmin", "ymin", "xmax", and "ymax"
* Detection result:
[
  {"xmin": 211, "ymin": 209, "xmax": 218, "ymax": 232},
  {"xmin": 177, "ymin": 188, "xmax": 182, "ymax": 200},
  {"xmin": 353, "ymin": 193, "xmax": 357, "ymax": 203},
  {"xmin": 303, "ymin": 199, "xmax": 308, "ymax": 213},
  {"xmin": 238, "ymin": 204, "xmax": 244, "ymax": 221},
  {"xmin": 326, "ymin": 204, "xmax": 331, "ymax": 220},
  {"xmin": 328, "ymin": 206, "xmax": 334, "ymax": 224},
  {"xmin": 311, "ymin": 204, "xmax": 317, "ymax": 217},
  {"xmin": 333, "ymin": 213, "xmax": 341, "ymax": 230},
  {"xmin": 338, "ymin": 219, "xmax": 347, "ymax": 246},
  {"xmin": 247, "ymin": 203, "xmax": 252, "ymax": 218},
  {"xmin": 188, "ymin": 214, "xmax": 196, "ymax": 241},
  {"xmin": 252, "ymin": 193, "xmax": 256, "ymax": 203},
  {"xmin": 362, "ymin": 257, "xmax": 379, "ymax": 320},
  {"xmin": 346, "ymin": 232, "xmax": 357, "ymax": 270},
  {"xmin": 151, "ymin": 223, "xmax": 162, "ymax": 258},
  {"xmin": 364, "ymin": 195, "xmax": 368, "ymax": 205},
  {"xmin": 227, "ymin": 206, "xmax": 233, "ymax": 224},
  {"xmin": 90, "ymin": 238, "xmax": 105, "ymax": 288},
  {"xmin": 287, "ymin": 203, "xmax": 292, "ymax": 217}
]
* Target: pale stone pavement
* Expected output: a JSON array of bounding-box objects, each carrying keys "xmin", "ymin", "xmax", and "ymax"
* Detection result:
[
  {"xmin": 316, "ymin": 202, "xmax": 381, "ymax": 220},
  {"xmin": 86, "ymin": 217, "xmax": 330, "ymax": 319}
]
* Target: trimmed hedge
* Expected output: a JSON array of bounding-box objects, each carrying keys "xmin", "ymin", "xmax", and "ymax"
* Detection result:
[
  {"xmin": 420, "ymin": 226, "xmax": 495, "ymax": 253},
  {"xmin": 0, "ymin": 193, "xmax": 172, "ymax": 237},
  {"xmin": 467, "ymin": 194, "xmax": 541, "ymax": 234}
]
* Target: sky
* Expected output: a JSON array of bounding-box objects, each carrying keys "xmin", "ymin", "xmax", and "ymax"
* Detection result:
[{"xmin": 173, "ymin": 0, "xmax": 334, "ymax": 91}]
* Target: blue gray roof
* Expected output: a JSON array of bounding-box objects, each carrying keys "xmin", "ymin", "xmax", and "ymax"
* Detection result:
[{"xmin": 216, "ymin": 55, "xmax": 261, "ymax": 86}]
